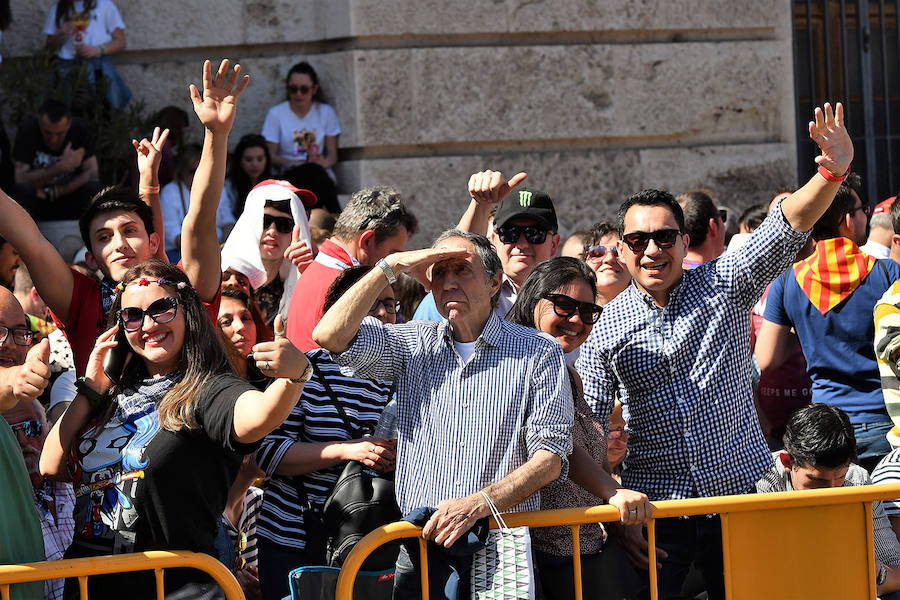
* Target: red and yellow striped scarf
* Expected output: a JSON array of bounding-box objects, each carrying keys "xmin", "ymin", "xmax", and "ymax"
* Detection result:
[{"xmin": 793, "ymin": 237, "xmax": 875, "ymax": 314}]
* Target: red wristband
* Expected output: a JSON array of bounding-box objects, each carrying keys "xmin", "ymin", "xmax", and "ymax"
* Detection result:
[{"xmin": 818, "ymin": 165, "xmax": 849, "ymax": 183}]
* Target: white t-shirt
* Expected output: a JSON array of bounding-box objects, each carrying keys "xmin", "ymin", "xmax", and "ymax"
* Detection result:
[
  {"xmin": 261, "ymin": 101, "xmax": 341, "ymax": 164},
  {"xmin": 453, "ymin": 340, "xmax": 477, "ymax": 364},
  {"xmin": 43, "ymin": 0, "xmax": 126, "ymax": 61}
]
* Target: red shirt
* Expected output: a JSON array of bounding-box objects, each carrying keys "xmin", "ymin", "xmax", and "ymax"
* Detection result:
[
  {"xmin": 53, "ymin": 267, "xmax": 222, "ymax": 376},
  {"xmin": 286, "ymin": 239, "xmax": 355, "ymax": 351}
]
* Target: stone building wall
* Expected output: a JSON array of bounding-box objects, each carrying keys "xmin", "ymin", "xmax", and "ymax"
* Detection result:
[{"xmin": 3, "ymin": 0, "xmax": 798, "ymax": 244}]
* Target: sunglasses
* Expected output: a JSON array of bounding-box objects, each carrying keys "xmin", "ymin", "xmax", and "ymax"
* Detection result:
[
  {"xmin": 263, "ymin": 214, "xmax": 295, "ymax": 234},
  {"xmin": 585, "ymin": 245, "xmax": 619, "ymax": 260},
  {"xmin": 10, "ymin": 419, "xmax": 42, "ymax": 438},
  {"xmin": 369, "ymin": 298, "xmax": 400, "ymax": 315},
  {"xmin": 287, "ymin": 85, "xmax": 313, "ymax": 95},
  {"xmin": 495, "ymin": 225, "xmax": 549, "ymax": 245},
  {"xmin": 849, "ymin": 203, "xmax": 871, "ymax": 218},
  {"xmin": 543, "ymin": 293, "xmax": 602, "ymax": 325},
  {"xmin": 621, "ymin": 228, "xmax": 681, "ymax": 253},
  {"xmin": 0, "ymin": 325, "xmax": 33, "ymax": 347},
  {"xmin": 608, "ymin": 428, "xmax": 630, "ymax": 440},
  {"xmin": 719, "ymin": 209, "xmax": 728, "ymax": 223},
  {"xmin": 119, "ymin": 297, "xmax": 180, "ymax": 332}
]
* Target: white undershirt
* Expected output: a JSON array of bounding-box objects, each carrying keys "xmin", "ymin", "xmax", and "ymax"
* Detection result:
[{"xmin": 453, "ymin": 340, "xmax": 477, "ymax": 364}]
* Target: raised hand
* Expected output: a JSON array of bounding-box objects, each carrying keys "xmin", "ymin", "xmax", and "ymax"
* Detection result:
[
  {"xmin": 133, "ymin": 127, "xmax": 170, "ymax": 183},
  {"xmin": 384, "ymin": 247, "xmax": 471, "ymax": 290},
  {"xmin": 809, "ymin": 102, "xmax": 853, "ymax": 177},
  {"xmin": 84, "ymin": 325, "xmax": 124, "ymax": 395},
  {"xmin": 250, "ymin": 315, "xmax": 309, "ymax": 381},
  {"xmin": 189, "ymin": 59, "xmax": 250, "ymax": 135},
  {"xmin": 468, "ymin": 170, "xmax": 527, "ymax": 206},
  {"xmin": 9, "ymin": 338, "xmax": 51, "ymax": 403},
  {"xmin": 284, "ymin": 227, "xmax": 314, "ymax": 274}
]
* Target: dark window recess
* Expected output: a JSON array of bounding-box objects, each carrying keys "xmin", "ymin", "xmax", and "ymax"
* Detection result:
[{"xmin": 793, "ymin": 0, "xmax": 900, "ymax": 204}]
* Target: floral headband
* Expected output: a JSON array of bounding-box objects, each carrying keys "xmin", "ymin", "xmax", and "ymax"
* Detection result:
[{"xmin": 115, "ymin": 277, "xmax": 190, "ymax": 293}]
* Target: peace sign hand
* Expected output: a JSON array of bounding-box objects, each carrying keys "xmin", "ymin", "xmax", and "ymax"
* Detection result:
[
  {"xmin": 189, "ymin": 59, "xmax": 250, "ymax": 135},
  {"xmin": 133, "ymin": 127, "xmax": 170, "ymax": 184}
]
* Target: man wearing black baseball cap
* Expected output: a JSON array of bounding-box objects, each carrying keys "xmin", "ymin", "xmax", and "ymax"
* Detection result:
[{"xmin": 413, "ymin": 171, "xmax": 560, "ymax": 320}]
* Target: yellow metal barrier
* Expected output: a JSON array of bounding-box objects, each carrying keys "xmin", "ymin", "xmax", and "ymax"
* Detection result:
[
  {"xmin": 336, "ymin": 483, "xmax": 900, "ymax": 600},
  {"xmin": 0, "ymin": 550, "xmax": 244, "ymax": 600}
]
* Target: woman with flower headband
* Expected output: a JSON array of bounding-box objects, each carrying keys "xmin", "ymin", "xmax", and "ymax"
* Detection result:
[{"xmin": 40, "ymin": 258, "xmax": 311, "ymax": 600}]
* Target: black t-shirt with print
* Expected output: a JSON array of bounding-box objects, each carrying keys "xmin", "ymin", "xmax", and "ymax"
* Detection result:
[
  {"xmin": 66, "ymin": 374, "xmax": 257, "ymax": 596},
  {"xmin": 13, "ymin": 116, "xmax": 96, "ymax": 181}
]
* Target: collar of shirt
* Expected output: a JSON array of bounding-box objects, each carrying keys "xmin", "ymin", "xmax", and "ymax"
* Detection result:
[
  {"xmin": 314, "ymin": 239, "xmax": 359, "ymax": 271},
  {"xmin": 625, "ymin": 276, "xmax": 685, "ymax": 310},
  {"xmin": 437, "ymin": 310, "xmax": 503, "ymax": 352}
]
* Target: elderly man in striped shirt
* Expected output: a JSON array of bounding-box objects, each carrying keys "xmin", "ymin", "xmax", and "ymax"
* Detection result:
[
  {"xmin": 576, "ymin": 103, "xmax": 854, "ymax": 599},
  {"xmin": 314, "ymin": 228, "xmax": 573, "ymax": 595}
]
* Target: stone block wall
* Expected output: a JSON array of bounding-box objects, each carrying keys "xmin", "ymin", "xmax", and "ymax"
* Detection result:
[{"xmin": 3, "ymin": 0, "xmax": 798, "ymax": 245}]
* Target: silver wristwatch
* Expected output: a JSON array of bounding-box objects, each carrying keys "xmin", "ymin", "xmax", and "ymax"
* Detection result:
[{"xmin": 376, "ymin": 258, "xmax": 397, "ymax": 285}]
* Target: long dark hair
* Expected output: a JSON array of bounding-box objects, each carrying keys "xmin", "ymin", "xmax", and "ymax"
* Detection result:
[
  {"xmin": 506, "ymin": 257, "xmax": 597, "ymax": 329},
  {"xmin": 108, "ymin": 259, "xmax": 234, "ymax": 431},
  {"xmin": 55, "ymin": 0, "xmax": 95, "ymax": 27},
  {"xmin": 228, "ymin": 134, "xmax": 271, "ymax": 217}
]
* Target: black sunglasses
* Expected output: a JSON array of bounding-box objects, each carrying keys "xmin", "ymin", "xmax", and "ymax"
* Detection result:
[
  {"xmin": 263, "ymin": 214, "xmax": 295, "ymax": 234},
  {"xmin": 622, "ymin": 229, "xmax": 681, "ymax": 253},
  {"xmin": 287, "ymin": 85, "xmax": 312, "ymax": 95},
  {"xmin": 119, "ymin": 297, "xmax": 180, "ymax": 332},
  {"xmin": 718, "ymin": 209, "xmax": 728, "ymax": 223},
  {"xmin": 369, "ymin": 298, "xmax": 400, "ymax": 315},
  {"xmin": 495, "ymin": 225, "xmax": 549, "ymax": 245},
  {"xmin": 849, "ymin": 203, "xmax": 871, "ymax": 218},
  {"xmin": 0, "ymin": 325, "xmax": 33, "ymax": 347},
  {"xmin": 10, "ymin": 419, "xmax": 42, "ymax": 438},
  {"xmin": 543, "ymin": 293, "xmax": 602, "ymax": 325}
]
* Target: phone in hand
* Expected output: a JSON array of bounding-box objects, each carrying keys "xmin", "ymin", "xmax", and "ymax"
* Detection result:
[{"xmin": 103, "ymin": 327, "xmax": 133, "ymax": 385}]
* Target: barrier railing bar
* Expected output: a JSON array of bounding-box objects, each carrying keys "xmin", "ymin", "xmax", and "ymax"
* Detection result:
[
  {"xmin": 335, "ymin": 484, "xmax": 900, "ymax": 599},
  {"xmin": 720, "ymin": 512, "xmax": 733, "ymax": 598},
  {"xmin": 1, "ymin": 583, "xmax": 10, "ymax": 600},
  {"xmin": 0, "ymin": 551, "xmax": 243, "ymax": 600},
  {"xmin": 647, "ymin": 519, "xmax": 658, "ymax": 600},
  {"xmin": 570, "ymin": 524, "xmax": 582, "ymax": 600},
  {"xmin": 155, "ymin": 568, "xmax": 165, "ymax": 600},
  {"xmin": 417, "ymin": 536, "xmax": 430, "ymax": 600},
  {"xmin": 866, "ymin": 502, "xmax": 876, "ymax": 598}
]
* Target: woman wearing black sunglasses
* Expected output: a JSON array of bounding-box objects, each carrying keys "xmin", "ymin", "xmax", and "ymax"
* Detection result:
[
  {"xmin": 507, "ymin": 257, "xmax": 650, "ymax": 600},
  {"xmin": 41, "ymin": 259, "xmax": 311, "ymax": 600},
  {"xmin": 262, "ymin": 61, "xmax": 341, "ymax": 181}
]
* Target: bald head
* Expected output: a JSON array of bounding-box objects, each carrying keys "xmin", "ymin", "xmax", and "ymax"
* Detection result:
[{"xmin": 0, "ymin": 286, "xmax": 29, "ymax": 368}]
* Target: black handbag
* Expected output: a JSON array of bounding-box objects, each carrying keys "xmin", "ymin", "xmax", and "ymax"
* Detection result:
[{"xmin": 296, "ymin": 356, "xmax": 402, "ymax": 570}]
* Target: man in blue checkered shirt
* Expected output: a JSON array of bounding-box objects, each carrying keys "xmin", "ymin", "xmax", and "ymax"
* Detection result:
[
  {"xmin": 576, "ymin": 103, "xmax": 854, "ymax": 600},
  {"xmin": 314, "ymin": 229, "xmax": 573, "ymax": 596}
]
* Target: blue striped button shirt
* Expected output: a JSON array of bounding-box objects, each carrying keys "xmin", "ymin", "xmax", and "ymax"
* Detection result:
[
  {"xmin": 333, "ymin": 312, "xmax": 574, "ymax": 515},
  {"xmin": 576, "ymin": 204, "xmax": 809, "ymax": 501}
]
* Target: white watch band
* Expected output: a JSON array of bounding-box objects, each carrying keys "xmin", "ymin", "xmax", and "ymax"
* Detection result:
[{"xmin": 376, "ymin": 258, "xmax": 397, "ymax": 285}]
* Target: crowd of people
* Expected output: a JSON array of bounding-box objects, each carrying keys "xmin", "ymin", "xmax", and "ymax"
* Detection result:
[{"xmin": 0, "ymin": 47, "xmax": 899, "ymax": 600}]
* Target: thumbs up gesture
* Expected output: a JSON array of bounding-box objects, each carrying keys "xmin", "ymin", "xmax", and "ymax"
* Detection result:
[
  {"xmin": 10, "ymin": 338, "xmax": 51, "ymax": 403},
  {"xmin": 284, "ymin": 226, "xmax": 314, "ymax": 275},
  {"xmin": 249, "ymin": 315, "xmax": 309, "ymax": 381}
]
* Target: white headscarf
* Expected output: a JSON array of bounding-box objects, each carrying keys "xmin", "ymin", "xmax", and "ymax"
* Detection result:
[{"xmin": 221, "ymin": 180, "xmax": 315, "ymax": 320}]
